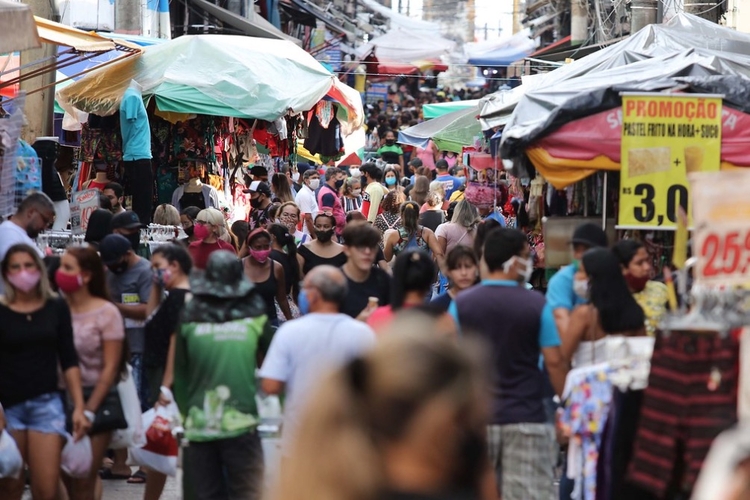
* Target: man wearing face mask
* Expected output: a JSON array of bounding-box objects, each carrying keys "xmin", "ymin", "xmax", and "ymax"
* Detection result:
[
  {"xmin": 111, "ymin": 210, "xmax": 145, "ymax": 255},
  {"xmin": 316, "ymin": 167, "xmax": 347, "ymax": 239},
  {"xmin": 259, "ymin": 265, "xmax": 374, "ymax": 460},
  {"xmin": 245, "ymin": 181, "xmax": 273, "ymax": 231},
  {"xmin": 100, "ymin": 234, "xmax": 154, "ymax": 408},
  {"xmin": 294, "ymin": 169, "xmax": 320, "ymax": 238},
  {"xmin": 546, "ymin": 223, "xmax": 608, "ymax": 336},
  {"xmin": 450, "ymin": 227, "xmax": 568, "ymax": 500}
]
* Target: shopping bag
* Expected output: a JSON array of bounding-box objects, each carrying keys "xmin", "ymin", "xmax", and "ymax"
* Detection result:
[
  {"xmin": 128, "ymin": 395, "xmax": 180, "ymax": 477},
  {"xmin": 61, "ymin": 434, "xmax": 92, "ymax": 478},
  {"xmin": 0, "ymin": 430, "xmax": 23, "ymax": 479},
  {"xmin": 111, "ymin": 365, "xmax": 146, "ymax": 450}
]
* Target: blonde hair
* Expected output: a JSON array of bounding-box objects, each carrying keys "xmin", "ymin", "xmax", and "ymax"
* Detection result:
[
  {"xmin": 429, "ymin": 180, "xmax": 446, "ymax": 199},
  {"xmin": 0, "ymin": 244, "xmax": 56, "ymax": 305},
  {"xmin": 153, "ymin": 203, "xmax": 181, "ymax": 226},
  {"xmin": 272, "ymin": 328, "xmax": 488, "ymax": 500},
  {"xmin": 278, "ymin": 201, "xmax": 300, "ymax": 218},
  {"xmin": 451, "ymin": 199, "xmax": 481, "ymax": 230},
  {"xmin": 196, "ymin": 207, "xmax": 225, "ymax": 227}
]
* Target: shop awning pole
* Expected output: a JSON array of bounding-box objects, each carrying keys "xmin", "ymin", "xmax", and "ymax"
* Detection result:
[{"xmin": 602, "ymin": 171, "xmax": 608, "ymax": 231}]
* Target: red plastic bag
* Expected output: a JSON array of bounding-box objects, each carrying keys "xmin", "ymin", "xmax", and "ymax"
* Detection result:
[{"xmin": 128, "ymin": 405, "xmax": 179, "ymax": 476}]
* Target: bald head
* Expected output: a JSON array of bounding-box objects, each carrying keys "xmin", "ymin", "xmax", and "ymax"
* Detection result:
[{"xmin": 304, "ymin": 265, "xmax": 348, "ymax": 307}]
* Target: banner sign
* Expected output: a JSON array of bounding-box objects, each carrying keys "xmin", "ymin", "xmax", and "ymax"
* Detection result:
[
  {"xmin": 690, "ymin": 170, "xmax": 750, "ymax": 286},
  {"xmin": 619, "ymin": 93, "xmax": 722, "ymax": 228},
  {"xmin": 70, "ymin": 189, "xmax": 100, "ymax": 235}
]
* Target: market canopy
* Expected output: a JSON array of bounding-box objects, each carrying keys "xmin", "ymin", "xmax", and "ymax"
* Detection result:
[
  {"xmin": 422, "ymin": 100, "xmax": 479, "ymax": 120},
  {"xmin": 356, "ymin": 28, "xmax": 455, "ymax": 64},
  {"xmin": 466, "ymin": 32, "xmax": 535, "ymax": 67},
  {"xmin": 0, "ymin": 0, "xmax": 40, "ymax": 53},
  {"xmin": 398, "ymin": 105, "xmax": 481, "ymax": 153},
  {"xmin": 57, "ymin": 35, "xmax": 348, "ymax": 123}
]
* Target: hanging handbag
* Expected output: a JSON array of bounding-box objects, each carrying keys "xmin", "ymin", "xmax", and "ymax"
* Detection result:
[{"xmin": 84, "ymin": 386, "xmax": 128, "ymax": 435}]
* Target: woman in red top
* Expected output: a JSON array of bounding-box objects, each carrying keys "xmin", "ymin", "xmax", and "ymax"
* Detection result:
[
  {"xmin": 188, "ymin": 208, "xmax": 236, "ymax": 270},
  {"xmin": 367, "ymin": 249, "xmax": 438, "ymax": 333}
]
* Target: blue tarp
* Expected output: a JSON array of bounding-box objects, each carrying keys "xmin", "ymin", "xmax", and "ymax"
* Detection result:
[{"xmin": 468, "ymin": 46, "xmax": 533, "ymax": 67}]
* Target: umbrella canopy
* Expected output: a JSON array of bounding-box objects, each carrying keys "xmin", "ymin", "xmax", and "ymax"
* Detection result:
[
  {"xmin": 0, "ymin": 0, "xmax": 40, "ymax": 54},
  {"xmin": 57, "ymin": 35, "xmax": 336, "ymax": 121},
  {"xmin": 398, "ymin": 105, "xmax": 481, "ymax": 153},
  {"xmin": 422, "ymin": 100, "xmax": 480, "ymax": 120},
  {"xmin": 356, "ymin": 29, "xmax": 455, "ymax": 64}
]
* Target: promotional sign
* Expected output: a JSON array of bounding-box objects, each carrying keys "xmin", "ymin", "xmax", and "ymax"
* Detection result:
[
  {"xmin": 365, "ymin": 83, "xmax": 389, "ymax": 106},
  {"xmin": 619, "ymin": 93, "xmax": 722, "ymax": 228},
  {"xmin": 70, "ymin": 189, "xmax": 100, "ymax": 235},
  {"xmin": 690, "ymin": 170, "xmax": 750, "ymax": 286}
]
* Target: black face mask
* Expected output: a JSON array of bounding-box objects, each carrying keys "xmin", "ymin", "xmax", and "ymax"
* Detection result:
[
  {"xmin": 334, "ymin": 179, "xmax": 345, "ymax": 190},
  {"xmin": 385, "ymin": 139, "xmax": 395, "ymax": 146},
  {"xmin": 125, "ymin": 233, "xmax": 140, "ymax": 252},
  {"xmin": 108, "ymin": 260, "xmax": 129, "ymax": 275},
  {"xmin": 315, "ymin": 229, "xmax": 334, "ymax": 243},
  {"xmin": 250, "ymin": 197, "xmax": 263, "ymax": 209},
  {"xmin": 184, "ymin": 226, "xmax": 194, "ymax": 237}
]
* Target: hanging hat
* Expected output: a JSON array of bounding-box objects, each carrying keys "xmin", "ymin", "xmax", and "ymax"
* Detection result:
[{"xmin": 190, "ymin": 250, "xmax": 255, "ymax": 299}]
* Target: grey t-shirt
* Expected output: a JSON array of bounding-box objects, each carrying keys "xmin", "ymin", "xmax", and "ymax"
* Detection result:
[{"xmin": 107, "ymin": 257, "xmax": 152, "ymax": 354}]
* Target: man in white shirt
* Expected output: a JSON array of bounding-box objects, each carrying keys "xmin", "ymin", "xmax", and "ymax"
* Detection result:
[
  {"xmin": 0, "ymin": 192, "xmax": 55, "ymax": 293},
  {"xmin": 294, "ymin": 169, "xmax": 320, "ymax": 237},
  {"xmin": 260, "ymin": 265, "xmax": 375, "ymax": 456}
]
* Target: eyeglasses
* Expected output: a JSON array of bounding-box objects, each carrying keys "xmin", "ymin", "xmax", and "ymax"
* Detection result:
[
  {"xmin": 317, "ymin": 210, "xmax": 334, "ymax": 217},
  {"xmin": 38, "ymin": 211, "xmax": 55, "ymax": 229},
  {"xmin": 280, "ymin": 212, "xmax": 298, "ymax": 219},
  {"xmin": 195, "ymin": 220, "xmax": 208, "ymax": 225}
]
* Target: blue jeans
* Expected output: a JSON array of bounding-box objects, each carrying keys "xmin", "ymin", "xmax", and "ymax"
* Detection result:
[
  {"xmin": 130, "ymin": 353, "xmax": 149, "ymax": 413},
  {"xmin": 4, "ymin": 392, "xmax": 67, "ymax": 437}
]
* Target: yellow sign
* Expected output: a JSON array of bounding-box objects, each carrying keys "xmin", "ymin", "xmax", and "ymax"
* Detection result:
[{"xmin": 619, "ymin": 94, "xmax": 722, "ymax": 228}]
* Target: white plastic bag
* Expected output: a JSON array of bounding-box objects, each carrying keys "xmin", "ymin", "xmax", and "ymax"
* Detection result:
[
  {"xmin": 128, "ymin": 391, "xmax": 180, "ymax": 477},
  {"xmin": 111, "ymin": 365, "xmax": 146, "ymax": 450},
  {"xmin": 0, "ymin": 429, "xmax": 23, "ymax": 479},
  {"xmin": 61, "ymin": 434, "xmax": 92, "ymax": 478}
]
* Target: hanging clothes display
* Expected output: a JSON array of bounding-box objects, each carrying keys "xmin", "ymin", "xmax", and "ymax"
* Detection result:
[
  {"xmin": 628, "ymin": 330, "xmax": 739, "ymax": 498},
  {"xmin": 304, "ymin": 102, "xmax": 342, "ymax": 158}
]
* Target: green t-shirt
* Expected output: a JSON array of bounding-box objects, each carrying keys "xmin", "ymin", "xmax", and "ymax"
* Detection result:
[
  {"xmin": 377, "ymin": 144, "xmax": 403, "ymax": 164},
  {"xmin": 174, "ymin": 317, "xmax": 266, "ymax": 441}
]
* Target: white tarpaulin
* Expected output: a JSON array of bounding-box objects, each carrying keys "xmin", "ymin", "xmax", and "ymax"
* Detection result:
[
  {"xmin": 358, "ymin": 0, "xmax": 439, "ymax": 33},
  {"xmin": 356, "ymin": 28, "xmax": 455, "ymax": 63}
]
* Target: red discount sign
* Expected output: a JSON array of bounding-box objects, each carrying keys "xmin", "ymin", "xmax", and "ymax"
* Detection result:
[{"xmin": 690, "ymin": 170, "xmax": 750, "ymax": 285}]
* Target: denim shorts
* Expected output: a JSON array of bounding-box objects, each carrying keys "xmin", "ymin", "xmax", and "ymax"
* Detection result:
[{"xmin": 4, "ymin": 392, "xmax": 67, "ymax": 437}]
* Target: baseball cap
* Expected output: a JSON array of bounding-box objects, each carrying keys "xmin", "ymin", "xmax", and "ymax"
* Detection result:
[
  {"xmin": 297, "ymin": 163, "xmax": 312, "ymax": 176},
  {"xmin": 250, "ymin": 165, "xmax": 268, "ymax": 178},
  {"xmin": 243, "ymin": 181, "xmax": 272, "ymax": 195},
  {"xmin": 111, "ymin": 211, "xmax": 143, "ymax": 231},
  {"xmin": 570, "ymin": 223, "xmax": 608, "ymax": 249},
  {"xmin": 99, "ymin": 234, "xmax": 132, "ymax": 265}
]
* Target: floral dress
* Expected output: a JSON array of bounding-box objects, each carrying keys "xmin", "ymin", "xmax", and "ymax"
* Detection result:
[{"xmin": 633, "ymin": 281, "xmax": 669, "ymax": 336}]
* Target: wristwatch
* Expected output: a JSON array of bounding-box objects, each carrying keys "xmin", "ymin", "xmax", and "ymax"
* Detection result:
[{"xmin": 83, "ymin": 410, "xmax": 96, "ymax": 423}]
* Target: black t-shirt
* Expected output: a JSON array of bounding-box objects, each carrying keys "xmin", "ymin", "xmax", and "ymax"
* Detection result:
[
  {"xmin": 419, "ymin": 210, "xmax": 445, "ymax": 232},
  {"xmin": 341, "ymin": 268, "xmax": 391, "ymax": 318},
  {"xmin": 0, "ymin": 297, "xmax": 78, "ymax": 408},
  {"xmin": 144, "ymin": 289, "xmax": 188, "ymax": 369},
  {"xmin": 270, "ymin": 249, "xmax": 297, "ymax": 296}
]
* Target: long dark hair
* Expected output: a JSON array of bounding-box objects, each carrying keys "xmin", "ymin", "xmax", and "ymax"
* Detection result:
[
  {"xmin": 582, "ymin": 248, "xmax": 645, "ymax": 333},
  {"xmin": 268, "ymin": 223, "xmax": 300, "ymax": 297},
  {"xmin": 611, "ymin": 240, "xmax": 645, "ymax": 268},
  {"xmin": 473, "ymin": 219, "xmax": 501, "ymax": 262},
  {"xmin": 65, "ymin": 246, "xmax": 110, "ymax": 301},
  {"xmin": 391, "ymin": 249, "xmax": 435, "ymax": 310},
  {"xmin": 400, "ymin": 200, "xmax": 421, "ymax": 235}
]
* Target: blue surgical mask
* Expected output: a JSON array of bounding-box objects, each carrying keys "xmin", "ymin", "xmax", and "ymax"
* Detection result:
[
  {"xmin": 297, "ymin": 289, "xmax": 310, "ymax": 315},
  {"xmin": 385, "ymin": 176, "xmax": 397, "ymax": 186}
]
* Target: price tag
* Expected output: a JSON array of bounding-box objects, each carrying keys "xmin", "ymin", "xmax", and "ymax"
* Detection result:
[
  {"xmin": 619, "ymin": 94, "xmax": 722, "ymax": 228},
  {"xmin": 690, "ymin": 170, "xmax": 750, "ymax": 286},
  {"xmin": 70, "ymin": 189, "xmax": 100, "ymax": 235}
]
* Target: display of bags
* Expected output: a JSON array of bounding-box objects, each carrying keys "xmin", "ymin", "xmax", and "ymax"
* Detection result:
[{"xmin": 0, "ymin": 430, "xmax": 23, "ymax": 479}]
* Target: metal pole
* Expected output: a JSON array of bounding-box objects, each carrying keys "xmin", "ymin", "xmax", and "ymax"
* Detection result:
[{"xmin": 602, "ymin": 171, "xmax": 608, "ymax": 231}]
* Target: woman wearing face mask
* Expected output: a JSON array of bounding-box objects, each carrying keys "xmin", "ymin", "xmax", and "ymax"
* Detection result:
[
  {"xmin": 56, "ymin": 246, "xmax": 126, "ymax": 500},
  {"xmin": 277, "ymin": 201, "xmax": 308, "ymax": 245},
  {"xmin": 612, "ymin": 240, "xmax": 667, "ymax": 337},
  {"xmin": 179, "ymin": 206, "xmax": 201, "ymax": 245},
  {"xmin": 431, "ymin": 246, "xmax": 480, "ymax": 313},
  {"xmin": 268, "ymin": 224, "xmax": 302, "ymax": 322},
  {"xmin": 341, "ymin": 177, "xmax": 363, "ymax": 213},
  {"xmin": 142, "ymin": 243, "xmax": 192, "ymax": 500},
  {"xmin": 243, "ymin": 228, "xmax": 293, "ymax": 325},
  {"xmin": 0, "ymin": 244, "xmax": 89, "ymax": 500},
  {"xmin": 296, "ymin": 213, "xmax": 347, "ymax": 277},
  {"xmin": 382, "ymin": 166, "xmax": 403, "ymax": 193},
  {"xmin": 563, "ymin": 248, "xmax": 646, "ymax": 367},
  {"xmin": 377, "ymin": 130, "xmax": 404, "ymax": 173},
  {"xmin": 188, "ymin": 207, "xmax": 236, "ymax": 270}
]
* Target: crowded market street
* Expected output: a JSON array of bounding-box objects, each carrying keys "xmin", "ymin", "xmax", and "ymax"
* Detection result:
[{"xmin": 2, "ymin": 1, "xmax": 750, "ymax": 500}]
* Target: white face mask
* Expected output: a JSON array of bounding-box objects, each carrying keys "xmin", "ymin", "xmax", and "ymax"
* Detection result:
[
  {"xmin": 573, "ymin": 278, "xmax": 589, "ymax": 299},
  {"xmin": 308, "ymin": 178, "xmax": 320, "ymax": 190},
  {"xmin": 503, "ymin": 256, "xmax": 533, "ymax": 284},
  {"xmin": 352, "ymin": 189, "xmax": 362, "ymax": 196},
  {"xmin": 349, "ymin": 168, "xmax": 361, "ymax": 177},
  {"xmin": 292, "ymin": 171, "xmax": 300, "ymax": 182}
]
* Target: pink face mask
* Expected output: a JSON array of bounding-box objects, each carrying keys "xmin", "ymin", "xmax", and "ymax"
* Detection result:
[
  {"xmin": 193, "ymin": 223, "xmax": 211, "ymax": 240},
  {"xmin": 250, "ymin": 249, "xmax": 272, "ymax": 264},
  {"xmin": 7, "ymin": 269, "xmax": 41, "ymax": 293}
]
